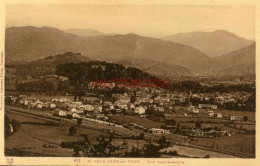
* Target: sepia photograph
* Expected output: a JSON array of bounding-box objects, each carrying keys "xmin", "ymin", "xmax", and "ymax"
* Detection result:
[{"xmin": 2, "ymin": 0, "xmax": 257, "ymax": 162}]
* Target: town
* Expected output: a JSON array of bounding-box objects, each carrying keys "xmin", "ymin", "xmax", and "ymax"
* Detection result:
[{"xmin": 5, "ymin": 69, "xmax": 255, "ymax": 158}]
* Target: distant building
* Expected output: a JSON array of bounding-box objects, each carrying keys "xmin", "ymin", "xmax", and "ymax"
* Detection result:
[
  {"xmin": 94, "ymin": 105, "xmax": 103, "ymax": 113},
  {"xmin": 157, "ymin": 107, "xmax": 165, "ymax": 112},
  {"xmin": 50, "ymin": 103, "xmax": 56, "ymax": 109},
  {"xmin": 58, "ymin": 76, "xmax": 69, "ymax": 81},
  {"xmin": 36, "ymin": 103, "xmax": 43, "ymax": 109},
  {"xmin": 198, "ymin": 104, "xmax": 217, "ymax": 110},
  {"xmin": 148, "ymin": 128, "xmax": 170, "ymax": 134},
  {"xmin": 230, "ymin": 116, "xmax": 244, "ymax": 121},
  {"xmin": 190, "ymin": 107, "xmax": 199, "ymax": 114},
  {"xmin": 66, "ymin": 111, "xmax": 79, "ymax": 119},
  {"xmin": 134, "ymin": 106, "xmax": 146, "ymax": 115},
  {"xmin": 214, "ymin": 113, "xmax": 223, "ymax": 118},
  {"xmin": 128, "ymin": 103, "xmax": 135, "ymax": 110},
  {"xmin": 53, "ymin": 109, "xmax": 67, "ymax": 117},
  {"xmin": 208, "ymin": 110, "xmax": 214, "ymax": 117}
]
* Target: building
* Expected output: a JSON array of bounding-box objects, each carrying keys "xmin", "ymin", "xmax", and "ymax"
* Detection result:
[
  {"xmin": 66, "ymin": 111, "xmax": 79, "ymax": 119},
  {"xmin": 36, "ymin": 103, "xmax": 43, "ymax": 109},
  {"xmin": 230, "ymin": 116, "xmax": 244, "ymax": 121},
  {"xmin": 134, "ymin": 106, "xmax": 146, "ymax": 115},
  {"xmin": 128, "ymin": 103, "xmax": 135, "ymax": 110},
  {"xmin": 53, "ymin": 109, "xmax": 67, "ymax": 117},
  {"xmin": 94, "ymin": 105, "xmax": 103, "ymax": 113},
  {"xmin": 208, "ymin": 110, "xmax": 214, "ymax": 117},
  {"xmin": 157, "ymin": 107, "xmax": 165, "ymax": 112},
  {"xmin": 118, "ymin": 96, "xmax": 130, "ymax": 104},
  {"xmin": 59, "ymin": 76, "xmax": 69, "ymax": 81},
  {"xmin": 214, "ymin": 113, "xmax": 223, "ymax": 118},
  {"xmin": 198, "ymin": 104, "xmax": 217, "ymax": 110},
  {"xmin": 190, "ymin": 107, "xmax": 199, "ymax": 114},
  {"xmin": 148, "ymin": 128, "xmax": 170, "ymax": 134},
  {"xmin": 50, "ymin": 103, "xmax": 56, "ymax": 109}
]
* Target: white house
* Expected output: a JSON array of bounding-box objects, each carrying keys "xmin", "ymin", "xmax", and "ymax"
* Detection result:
[
  {"xmin": 50, "ymin": 103, "xmax": 56, "ymax": 109},
  {"xmin": 94, "ymin": 105, "xmax": 103, "ymax": 113},
  {"xmin": 108, "ymin": 104, "xmax": 114, "ymax": 110},
  {"xmin": 24, "ymin": 100, "xmax": 29, "ymax": 106},
  {"xmin": 149, "ymin": 128, "xmax": 170, "ymax": 134},
  {"xmin": 68, "ymin": 106, "xmax": 78, "ymax": 112},
  {"xmin": 66, "ymin": 111, "xmax": 79, "ymax": 119},
  {"xmin": 128, "ymin": 103, "xmax": 135, "ymax": 110},
  {"xmin": 230, "ymin": 116, "xmax": 244, "ymax": 121},
  {"xmin": 134, "ymin": 106, "xmax": 146, "ymax": 115},
  {"xmin": 53, "ymin": 109, "xmax": 67, "ymax": 117},
  {"xmin": 208, "ymin": 110, "xmax": 214, "ymax": 117},
  {"xmin": 214, "ymin": 113, "xmax": 223, "ymax": 118},
  {"xmin": 59, "ymin": 98, "xmax": 69, "ymax": 103},
  {"xmin": 157, "ymin": 107, "xmax": 165, "ymax": 112},
  {"xmin": 199, "ymin": 104, "xmax": 217, "ymax": 110},
  {"xmin": 36, "ymin": 103, "xmax": 43, "ymax": 109}
]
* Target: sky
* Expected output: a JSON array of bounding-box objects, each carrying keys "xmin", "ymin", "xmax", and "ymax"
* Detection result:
[{"xmin": 6, "ymin": 4, "xmax": 255, "ymax": 39}]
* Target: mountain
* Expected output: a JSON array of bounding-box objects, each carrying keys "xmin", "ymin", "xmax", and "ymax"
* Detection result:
[
  {"xmin": 163, "ymin": 30, "xmax": 252, "ymax": 57},
  {"xmin": 6, "ymin": 26, "xmax": 213, "ymax": 76},
  {"xmin": 213, "ymin": 42, "xmax": 255, "ymax": 76},
  {"xmin": 64, "ymin": 28, "xmax": 104, "ymax": 37},
  {"xmin": 6, "ymin": 26, "xmax": 84, "ymax": 62},
  {"xmin": 116, "ymin": 58, "xmax": 192, "ymax": 78},
  {"xmin": 79, "ymin": 33, "xmax": 214, "ymax": 75},
  {"xmin": 9, "ymin": 52, "xmax": 91, "ymax": 77}
]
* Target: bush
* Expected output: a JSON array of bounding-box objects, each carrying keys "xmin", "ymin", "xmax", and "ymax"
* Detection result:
[
  {"xmin": 69, "ymin": 126, "xmax": 77, "ymax": 136},
  {"xmin": 204, "ymin": 154, "xmax": 210, "ymax": 158}
]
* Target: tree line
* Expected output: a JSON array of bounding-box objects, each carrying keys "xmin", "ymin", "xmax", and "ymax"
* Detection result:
[{"xmin": 55, "ymin": 61, "xmax": 157, "ymax": 86}]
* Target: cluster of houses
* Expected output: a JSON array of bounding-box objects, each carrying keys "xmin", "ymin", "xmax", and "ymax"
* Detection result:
[
  {"xmin": 9, "ymin": 95, "xmax": 57, "ymax": 110},
  {"xmin": 181, "ymin": 128, "xmax": 232, "ymax": 138},
  {"xmin": 7, "ymin": 89, "xmax": 247, "ymax": 122},
  {"xmin": 190, "ymin": 91, "xmax": 251, "ymax": 107}
]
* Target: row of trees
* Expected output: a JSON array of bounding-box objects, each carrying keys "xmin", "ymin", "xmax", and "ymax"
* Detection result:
[{"xmin": 168, "ymin": 80, "xmax": 255, "ymax": 93}]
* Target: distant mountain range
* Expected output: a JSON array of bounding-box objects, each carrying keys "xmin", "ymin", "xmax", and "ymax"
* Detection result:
[
  {"xmin": 5, "ymin": 26, "xmax": 255, "ymax": 77},
  {"xmin": 163, "ymin": 30, "xmax": 253, "ymax": 57},
  {"xmin": 65, "ymin": 28, "xmax": 104, "ymax": 37},
  {"xmin": 213, "ymin": 42, "xmax": 255, "ymax": 76}
]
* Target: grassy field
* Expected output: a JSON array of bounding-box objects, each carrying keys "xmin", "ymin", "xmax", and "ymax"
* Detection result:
[
  {"xmin": 5, "ymin": 131, "xmax": 73, "ymax": 156},
  {"xmin": 195, "ymin": 134, "xmax": 255, "ymax": 157},
  {"xmin": 213, "ymin": 110, "xmax": 255, "ymax": 121},
  {"xmin": 162, "ymin": 145, "xmax": 236, "ymax": 158},
  {"xmin": 108, "ymin": 115, "xmax": 163, "ymax": 128},
  {"xmin": 6, "ymin": 112, "xmax": 47, "ymax": 123},
  {"xmin": 5, "ymin": 113, "xmax": 110, "ymax": 156}
]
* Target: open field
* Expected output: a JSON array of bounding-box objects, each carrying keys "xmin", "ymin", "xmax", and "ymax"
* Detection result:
[
  {"xmin": 108, "ymin": 115, "xmax": 163, "ymax": 128},
  {"xmin": 6, "ymin": 111, "xmax": 48, "ymax": 123},
  {"xmin": 5, "ymin": 106, "xmax": 254, "ymax": 158},
  {"xmin": 162, "ymin": 145, "xmax": 236, "ymax": 158},
  {"xmin": 213, "ymin": 110, "xmax": 255, "ymax": 121},
  {"xmin": 5, "ymin": 112, "xmax": 110, "ymax": 156},
  {"xmin": 195, "ymin": 134, "xmax": 255, "ymax": 158},
  {"xmin": 6, "ymin": 112, "xmax": 110, "ymax": 144}
]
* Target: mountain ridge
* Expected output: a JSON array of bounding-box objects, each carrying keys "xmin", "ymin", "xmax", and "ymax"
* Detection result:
[
  {"xmin": 5, "ymin": 26, "xmax": 255, "ymax": 77},
  {"xmin": 163, "ymin": 30, "xmax": 253, "ymax": 57}
]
